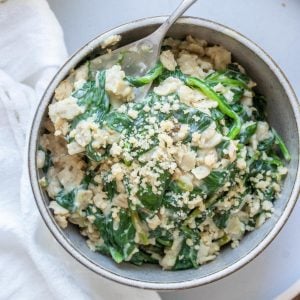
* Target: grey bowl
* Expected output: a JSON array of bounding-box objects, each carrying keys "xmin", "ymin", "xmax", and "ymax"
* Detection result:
[{"xmin": 28, "ymin": 17, "xmax": 300, "ymax": 290}]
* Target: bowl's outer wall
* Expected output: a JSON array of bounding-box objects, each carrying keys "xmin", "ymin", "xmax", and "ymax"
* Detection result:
[{"xmin": 29, "ymin": 17, "xmax": 300, "ymax": 289}]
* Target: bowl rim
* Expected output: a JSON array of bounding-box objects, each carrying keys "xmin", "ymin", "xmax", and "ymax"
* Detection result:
[{"xmin": 28, "ymin": 16, "xmax": 300, "ymax": 290}]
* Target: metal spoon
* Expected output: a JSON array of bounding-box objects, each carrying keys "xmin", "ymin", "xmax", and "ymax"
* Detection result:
[{"xmin": 96, "ymin": 0, "xmax": 197, "ymax": 98}]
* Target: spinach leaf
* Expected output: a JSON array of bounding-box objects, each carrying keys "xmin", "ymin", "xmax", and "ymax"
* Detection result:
[
  {"xmin": 173, "ymin": 227, "xmax": 199, "ymax": 270},
  {"xmin": 231, "ymin": 103, "xmax": 250, "ymax": 123},
  {"xmin": 130, "ymin": 210, "xmax": 150, "ymax": 245},
  {"xmin": 213, "ymin": 210, "xmax": 231, "ymax": 229},
  {"xmin": 205, "ymin": 68, "xmax": 249, "ymax": 89},
  {"xmin": 126, "ymin": 62, "xmax": 163, "ymax": 87},
  {"xmin": 216, "ymin": 140, "xmax": 230, "ymax": 158},
  {"xmin": 249, "ymin": 159, "xmax": 278, "ymax": 176},
  {"xmin": 81, "ymin": 171, "xmax": 97, "ymax": 189},
  {"xmin": 55, "ymin": 189, "xmax": 76, "ymax": 212},
  {"xmin": 257, "ymin": 134, "xmax": 275, "ymax": 152},
  {"xmin": 197, "ymin": 170, "xmax": 229, "ymax": 197},
  {"xmin": 71, "ymin": 70, "xmax": 110, "ymax": 127},
  {"xmin": 272, "ymin": 128, "xmax": 291, "ymax": 161},
  {"xmin": 158, "ymin": 67, "xmax": 186, "ymax": 83},
  {"xmin": 253, "ymin": 94, "xmax": 267, "ymax": 121},
  {"xmin": 89, "ymin": 207, "xmax": 137, "ymax": 263},
  {"xmin": 186, "ymin": 77, "xmax": 241, "ymax": 139},
  {"xmin": 130, "ymin": 250, "xmax": 158, "ymax": 265},
  {"xmin": 86, "ymin": 142, "xmax": 108, "ymax": 162},
  {"xmin": 137, "ymin": 170, "xmax": 170, "ymax": 211},
  {"xmin": 103, "ymin": 177, "xmax": 117, "ymax": 201},
  {"xmin": 239, "ymin": 122, "xmax": 257, "ymax": 144},
  {"xmin": 42, "ymin": 149, "xmax": 52, "ymax": 174},
  {"xmin": 105, "ymin": 111, "xmax": 133, "ymax": 133},
  {"xmin": 150, "ymin": 227, "xmax": 173, "ymax": 247},
  {"xmin": 211, "ymin": 108, "xmax": 225, "ymax": 122},
  {"xmin": 172, "ymin": 104, "xmax": 213, "ymax": 140}
]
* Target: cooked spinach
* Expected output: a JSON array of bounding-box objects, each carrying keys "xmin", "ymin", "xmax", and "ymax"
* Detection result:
[
  {"xmin": 137, "ymin": 169, "xmax": 170, "ymax": 211},
  {"xmin": 239, "ymin": 122, "xmax": 257, "ymax": 144},
  {"xmin": 86, "ymin": 142, "xmax": 108, "ymax": 162},
  {"xmin": 173, "ymin": 227, "xmax": 199, "ymax": 270},
  {"xmin": 205, "ymin": 68, "xmax": 249, "ymax": 89},
  {"xmin": 126, "ymin": 62, "xmax": 163, "ymax": 87},
  {"xmin": 272, "ymin": 128, "xmax": 291, "ymax": 161},
  {"xmin": 71, "ymin": 70, "xmax": 110, "ymax": 128},
  {"xmin": 186, "ymin": 77, "xmax": 241, "ymax": 139},
  {"xmin": 42, "ymin": 149, "xmax": 52, "ymax": 174},
  {"xmin": 55, "ymin": 189, "xmax": 76, "ymax": 212},
  {"xmin": 89, "ymin": 207, "xmax": 136, "ymax": 263},
  {"xmin": 104, "ymin": 111, "xmax": 133, "ymax": 133}
]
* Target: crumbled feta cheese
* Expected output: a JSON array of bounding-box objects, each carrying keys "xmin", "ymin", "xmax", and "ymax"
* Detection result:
[
  {"xmin": 37, "ymin": 150, "xmax": 45, "ymax": 169},
  {"xmin": 153, "ymin": 77, "xmax": 183, "ymax": 96},
  {"xmin": 110, "ymin": 143, "xmax": 122, "ymax": 156},
  {"xmin": 180, "ymin": 151, "xmax": 196, "ymax": 172},
  {"xmin": 192, "ymin": 165, "xmax": 210, "ymax": 180},
  {"xmin": 206, "ymin": 45, "xmax": 231, "ymax": 70},
  {"xmin": 111, "ymin": 163, "xmax": 125, "ymax": 181},
  {"xmin": 147, "ymin": 215, "xmax": 161, "ymax": 230},
  {"xmin": 160, "ymin": 50, "xmax": 177, "ymax": 71},
  {"xmin": 101, "ymin": 34, "xmax": 121, "ymax": 48},
  {"xmin": 49, "ymin": 97, "xmax": 84, "ymax": 122},
  {"xmin": 54, "ymin": 79, "xmax": 73, "ymax": 101},
  {"xmin": 128, "ymin": 109, "xmax": 138, "ymax": 119},
  {"xmin": 75, "ymin": 189, "xmax": 93, "ymax": 210},
  {"xmin": 105, "ymin": 65, "xmax": 134, "ymax": 101},
  {"xmin": 177, "ymin": 52, "xmax": 205, "ymax": 78}
]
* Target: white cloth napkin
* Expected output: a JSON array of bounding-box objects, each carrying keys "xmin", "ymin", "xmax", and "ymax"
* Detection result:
[{"xmin": 0, "ymin": 1, "xmax": 160, "ymax": 299}]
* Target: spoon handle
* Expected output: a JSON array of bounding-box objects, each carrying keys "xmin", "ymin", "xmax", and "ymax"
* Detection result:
[{"xmin": 152, "ymin": 0, "xmax": 197, "ymax": 38}]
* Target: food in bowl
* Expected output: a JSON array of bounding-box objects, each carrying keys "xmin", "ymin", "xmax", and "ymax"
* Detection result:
[{"xmin": 37, "ymin": 35, "xmax": 290, "ymax": 270}]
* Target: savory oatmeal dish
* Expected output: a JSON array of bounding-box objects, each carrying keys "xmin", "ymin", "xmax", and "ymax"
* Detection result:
[{"xmin": 37, "ymin": 35, "xmax": 290, "ymax": 270}]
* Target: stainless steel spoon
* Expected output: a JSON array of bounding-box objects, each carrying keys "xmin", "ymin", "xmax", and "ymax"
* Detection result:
[{"xmin": 96, "ymin": 0, "xmax": 197, "ymax": 98}]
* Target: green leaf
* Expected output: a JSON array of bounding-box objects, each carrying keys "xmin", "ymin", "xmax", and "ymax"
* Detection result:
[
  {"xmin": 129, "ymin": 250, "xmax": 158, "ymax": 265},
  {"xmin": 150, "ymin": 227, "xmax": 173, "ymax": 247},
  {"xmin": 81, "ymin": 171, "xmax": 97, "ymax": 189},
  {"xmin": 216, "ymin": 140, "xmax": 230, "ymax": 158},
  {"xmin": 272, "ymin": 128, "xmax": 291, "ymax": 161},
  {"xmin": 103, "ymin": 174, "xmax": 117, "ymax": 201},
  {"xmin": 41, "ymin": 149, "xmax": 52, "ymax": 174},
  {"xmin": 86, "ymin": 142, "xmax": 108, "ymax": 162},
  {"xmin": 55, "ymin": 189, "xmax": 76, "ymax": 212},
  {"xmin": 239, "ymin": 122, "xmax": 257, "ymax": 144},
  {"xmin": 253, "ymin": 94, "xmax": 267, "ymax": 121},
  {"xmin": 137, "ymin": 169, "xmax": 170, "ymax": 211},
  {"xmin": 205, "ymin": 67, "xmax": 249, "ymax": 89},
  {"xmin": 173, "ymin": 227, "xmax": 199, "ymax": 270},
  {"xmin": 196, "ymin": 170, "xmax": 229, "ymax": 197},
  {"xmin": 71, "ymin": 70, "xmax": 110, "ymax": 127},
  {"xmin": 158, "ymin": 67, "xmax": 186, "ymax": 83},
  {"xmin": 257, "ymin": 134, "xmax": 275, "ymax": 152},
  {"xmin": 213, "ymin": 210, "xmax": 231, "ymax": 229},
  {"xmin": 186, "ymin": 77, "xmax": 241, "ymax": 139},
  {"xmin": 172, "ymin": 104, "xmax": 213, "ymax": 141},
  {"xmin": 105, "ymin": 111, "xmax": 133, "ymax": 133},
  {"xmin": 88, "ymin": 207, "xmax": 137, "ymax": 263},
  {"xmin": 126, "ymin": 62, "xmax": 163, "ymax": 87}
]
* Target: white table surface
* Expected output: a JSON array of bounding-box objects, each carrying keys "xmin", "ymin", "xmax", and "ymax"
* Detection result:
[{"xmin": 48, "ymin": 1, "xmax": 300, "ymax": 299}]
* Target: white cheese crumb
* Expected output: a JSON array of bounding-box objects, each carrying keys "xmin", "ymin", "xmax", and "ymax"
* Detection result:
[
  {"xmin": 101, "ymin": 34, "xmax": 121, "ymax": 49},
  {"xmin": 37, "ymin": 150, "xmax": 45, "ymax": 169},
  {"xmin": 192, "ymin": 165, "xmax": 210, "ymax": 180},
  {"xmin": 160, "ymin": 50, "xmax": 177, "ymax": 71}
]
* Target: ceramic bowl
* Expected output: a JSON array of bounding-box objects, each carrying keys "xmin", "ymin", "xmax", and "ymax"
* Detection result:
[{"xmin": 28, "ymin": 16, "xmax": 300, "ymax": 290}]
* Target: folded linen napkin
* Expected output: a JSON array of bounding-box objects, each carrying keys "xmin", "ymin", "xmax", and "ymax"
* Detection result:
[{"xmin": 0, "ymin": 1, "xmax": 160, "ymax": 299}]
